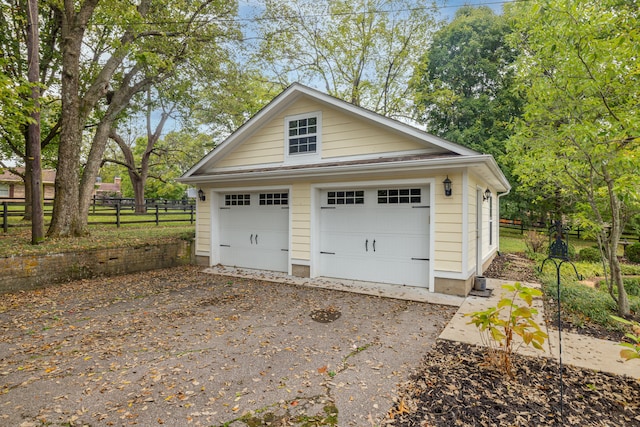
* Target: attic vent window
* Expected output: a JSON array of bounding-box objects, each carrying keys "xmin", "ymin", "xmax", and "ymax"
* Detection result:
[
  {"xmin": 284, "ymin": 112, "xmax": 321, "ymax": 163},
  {"xmin": 288, "ymin": 116, "xmax": 317, "ymax": 154}
]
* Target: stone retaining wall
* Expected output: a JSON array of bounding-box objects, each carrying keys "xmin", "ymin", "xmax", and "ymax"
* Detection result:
[{"xmin": 0, "ymin": 240, "xmax": 194, "ymax": 293}]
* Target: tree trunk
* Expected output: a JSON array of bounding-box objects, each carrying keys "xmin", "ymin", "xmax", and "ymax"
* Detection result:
[
  {"xmin": 21, "ymin": 162, "xmax": 32, "ymax": 221},
  {"xmin": 27, "ymin": 0, "xmax": 44, "ymax": 244},
  {"xmin": 48, "ymin": 3, "xmax": 93, "ymax": 237},
  {"xmin": 609, "ymin": 189, "xmax": 630, "ymax": 316},
  {"xmin": 77, "ymin": 117, "xmax": 116, "ymax": 225},
  {"xmin": 130, "ymin": 172, "xmax": 146, "ymax": 214}
]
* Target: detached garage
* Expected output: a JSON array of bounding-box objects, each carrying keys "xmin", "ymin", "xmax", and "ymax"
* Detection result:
[{"xmin": 179, "ymin": 84, "xmax": 510, "ymax": 296}]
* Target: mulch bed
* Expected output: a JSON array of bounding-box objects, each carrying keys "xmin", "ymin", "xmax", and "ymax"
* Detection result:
[
  {"xmin": 386, "ymin": 253, "xmax": 640, "ymax": 426},
  {"xmin": 387, "ymin": 340, "xmax": 640, "ymax": 426}
]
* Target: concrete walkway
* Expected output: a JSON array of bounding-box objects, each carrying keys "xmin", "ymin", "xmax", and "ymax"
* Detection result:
[
  {"xmin": 439, "ymin": 278, "xmax": 640, "ymax": 378},
  {"xmin": 207, "ymin": 267, "xmax": 639, "ymax": 378}
]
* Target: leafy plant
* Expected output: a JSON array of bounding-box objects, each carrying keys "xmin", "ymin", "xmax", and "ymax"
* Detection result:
[
  {"xmin": 626, "ymin": 243, "xmax": 640, "ymax": 264},
  {"xmin": 579, "ymin": 247, "xmax": 601, "ymax": 263},
  {"xmin": 611, "ymin": 316, "xmax": 640, "ymax": 362},
  {"xmin": 524, "ymin": 230, "xmax": 546, "ymax": 255},
  {"xmin": 466, "ymin": 282, "xmax": 548, "ymax": 377}
]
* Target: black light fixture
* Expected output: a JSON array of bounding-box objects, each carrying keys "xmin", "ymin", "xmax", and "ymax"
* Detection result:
[
  {"xmin": 443, "ymin": 176, "xmax": 452, "ymax": 197},
  {"xmin": 197, "ymin": 189, "xmax": 206, "ymax": 202},
  {"xmin": 483, "ymin": 188, "xmax": 492, "ymax": 202}
]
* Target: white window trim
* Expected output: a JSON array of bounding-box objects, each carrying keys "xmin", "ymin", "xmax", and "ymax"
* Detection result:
[
  {"xmin": 0, "ymin": 184, "xmax": 9, "ymax": 197},
  {"xmin": 284, "ymin": 111, "xmax": 322, "ymax": 165}
]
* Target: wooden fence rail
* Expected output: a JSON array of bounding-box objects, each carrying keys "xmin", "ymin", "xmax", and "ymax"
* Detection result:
[
  {"xmin": 1, "ymin": 198, "xmax": 195, "ymax": 232},
  {"xmin": 499, "ymin": 218, "xmax": 640, "ymax": 242}
]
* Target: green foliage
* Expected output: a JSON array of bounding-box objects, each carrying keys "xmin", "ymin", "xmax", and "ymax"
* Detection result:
[
  {"xmin": 611, "ymin": 316, "xmax": 640, "ymax": 363},
  {"xmin": 257, "ymin": 0, "xmax": 438, "ymax": 117},
  {"xmin": 623, "ymin": 278, "xmax": 640, "ymax": 298},
  {"xmin": 579, "ymin": 247, "xmax": 601, "ymax": 263},
  {"xmin": 506, "ymin": 0, "xmax": 640, "ymax": 315},
  {"xmin": 626, "ymin": 243, "xmax": 640, "ymax": 264},
  {"xmin": 466, "ymin": 282, "xmax": 548, "ymax": 377},
  {"xmin": 412, "ymin": 6, "xmax": 522, "ymax": 158},
  {"xmin": 545, "ymin": 281, "xmax": 622, "ymax": 330}
]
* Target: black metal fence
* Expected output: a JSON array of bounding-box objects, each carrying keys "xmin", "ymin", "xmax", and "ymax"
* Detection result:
[{"xmin": 1, "ymin": 197, "xmax": 195, "ymax": 232}]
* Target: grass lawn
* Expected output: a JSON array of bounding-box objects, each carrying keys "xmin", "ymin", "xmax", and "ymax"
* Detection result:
[{"xmin": 0, "ymin": 224, "xmax": 195, "ymax": 258}]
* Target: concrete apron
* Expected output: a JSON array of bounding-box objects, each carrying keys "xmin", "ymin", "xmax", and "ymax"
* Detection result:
[
  {"xmin": 205, "ymin": 265, "xmax": 466, "ymax": 308},
  {"xmin": 439, "ymin": 278, "xmax": 640, "ymax": 379}
]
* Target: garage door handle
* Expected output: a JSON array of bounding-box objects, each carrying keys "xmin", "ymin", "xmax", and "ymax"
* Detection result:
[
  {"xmin": 411, "ymin": 257, "xmax": 430, "ymax": 261},
  {"xmin": 250, "ymin": 234, "xmax": 253, "ymax": 244},
  {"xmin": 255, "ymin": 234, "xmax": 258, "ymax": 244},
  {"xmin": 365, "ymin": 239, "xmax": 368, "ymax": 252},
  {"xmin": 373, "ymin": 239, "xmax": 376, "ymax": 252}
]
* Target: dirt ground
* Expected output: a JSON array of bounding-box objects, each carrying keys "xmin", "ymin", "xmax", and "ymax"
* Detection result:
[{"xmin": 0, "ymin": 266, "xmax": 456, "ymax": 427}]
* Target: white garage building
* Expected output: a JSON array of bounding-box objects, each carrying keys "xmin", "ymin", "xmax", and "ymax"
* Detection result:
[{"xmin": 179, "ymin": 84, "xmax": 510, "ymax": 296}]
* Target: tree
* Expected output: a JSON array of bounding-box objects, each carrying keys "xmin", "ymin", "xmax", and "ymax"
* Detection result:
[
  {"xmin": 506, "ymin": 0, "xmax": 640, "ymax": 316},
  {"xmin": 107, "ymin": 88, "xmax": 173, "ymax": 212},
  {"xmin": 411, "ymin": 6, "xmax": 521, "ymax": 158},
  {"xmin": 48, "ymin": 0, "xmax": 241, "ymax": 237},
  {"xmin": 0, "ymin": 0, "xmax": 61, "ymax": 222},
  {"xmin": 26, "ymin": 0, "xmax": 44, "ymax": 243},
  {"xmin": 256, "ymin": 0, "xmax": 439, "ymax": 118}
]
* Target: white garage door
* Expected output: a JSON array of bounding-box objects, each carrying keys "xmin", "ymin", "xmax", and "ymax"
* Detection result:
[
  {"xmin": 319, "ymin": 187, "xmax": 430, "ymax": 287},
  {"xmin": 219, "ymin": 192, "xmax": 289, "ymax": 272}
]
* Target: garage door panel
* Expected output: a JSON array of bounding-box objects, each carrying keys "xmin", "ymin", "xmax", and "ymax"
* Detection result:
[
  {"xmin": 370, "ymin": 234, "xmax": 428, "ymax": 260},
  {"xmin": 319, "ymin": 186, "xmax": 430, "ymax": 287},
  {"xmin": 219, "ymin": 193, "xmax": 288, "ymax": 272}
]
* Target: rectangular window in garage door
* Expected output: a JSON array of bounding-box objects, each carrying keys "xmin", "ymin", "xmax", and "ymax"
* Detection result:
[
  {"xmin": 377, "ymin": 188, "xmax": 421, "ymax": 204},
  {"xmin": 259, "ymin": 193, "xmax": 289, "ymax": 206},
  {"xmin": 225, "ymin": 194, "xmax": 250, "ymax": 206},
  {"xmin": 326, "ymin": 190, "xmax": 364, "ymax": 205}
]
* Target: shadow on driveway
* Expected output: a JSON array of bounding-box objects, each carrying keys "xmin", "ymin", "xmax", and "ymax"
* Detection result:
[{"xmin": 0, "ymin": 266, "xmax": 456, "ymax": 426}]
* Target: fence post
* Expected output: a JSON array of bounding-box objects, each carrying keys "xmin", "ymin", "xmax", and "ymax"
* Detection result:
[
  {"xmin": 520, "ymin": 220, "xmax": 524, "ymax": 235},
  {"xmin": 190, "ymin": 204, "xmax": 194, "ymax": 224},
  {"xmin": 155, "ymin": 204, "xmax": 159, "ymax": 225},
  {"xmin": 116, "ymin": 202, "xmax": 121, "ymax": 228},
  {"xmin": 2, "ymin": 201, "xmax": 7, "ymax": 232}
]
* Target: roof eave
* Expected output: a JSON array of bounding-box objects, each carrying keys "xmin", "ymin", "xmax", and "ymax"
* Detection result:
[{"xmin": 178, "ymin": 154, "xmax": 510, "ymax": 192}]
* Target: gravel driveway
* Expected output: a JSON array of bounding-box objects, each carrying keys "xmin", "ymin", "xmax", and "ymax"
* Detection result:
[{"xmin": 0, "ymin": 265, "xmax": 456, "ymax": 426}]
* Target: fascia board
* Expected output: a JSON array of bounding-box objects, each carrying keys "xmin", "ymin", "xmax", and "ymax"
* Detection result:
[{"xmin": 179, "ymin": 154, "xmax": 510, "ymax": 191}]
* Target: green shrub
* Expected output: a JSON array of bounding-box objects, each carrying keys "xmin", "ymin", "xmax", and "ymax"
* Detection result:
[
  {"xmin": 627, "ymin": 243, "xmax": 640, "ymax": 263},
  {"xmin": 579, "ymin": 247, "xmax": 601, "ymax": 263},
  {"xmin": 524, "ymin": 230, "xmax": 546, "ymax": 255},
  {"xmin": 544, "ymin": 281, "xmax": 622, "ymax": 331},
  {"xmin": 625, "ymin": 278, "xmax": 640, "ymax": 297}
]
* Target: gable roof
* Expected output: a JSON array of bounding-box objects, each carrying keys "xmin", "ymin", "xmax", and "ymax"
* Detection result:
[{"xmin": 181, "ymin": 83, "xmax": 481, "ymax": 179}]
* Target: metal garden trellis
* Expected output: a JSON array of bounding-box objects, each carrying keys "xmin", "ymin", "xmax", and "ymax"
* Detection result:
[{"xmin": 539, "ymin": 220, "xmax": 583, "ymax": 424}]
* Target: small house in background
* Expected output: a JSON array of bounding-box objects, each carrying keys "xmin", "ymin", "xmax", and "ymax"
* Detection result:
[
  {"xmin": 0, "ymin": 168, "xmax": 56, "ymax": 200},
  {"xmin": 0, "ymin": 168, "xmax": 122, "ymax": 201},
  {"xmin": 93, "ymin": 176, "xmax": 122, "ymax": 198},
  {"xmin": 179, "ymin": 84, "xmax": 510, "ymax": 296}
]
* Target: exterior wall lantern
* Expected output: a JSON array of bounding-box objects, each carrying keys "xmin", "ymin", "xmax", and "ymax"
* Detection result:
[
  {"xmin": 483, "ymin": 188, "xmax": 492, "ymax": 202},
  {"xmin": 443, "ymin": 176, "xmax": 452, "ymax": 197},
  {"xmin": 198, "ymin": 189, "xmax": 206, "ymax": 202}
]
